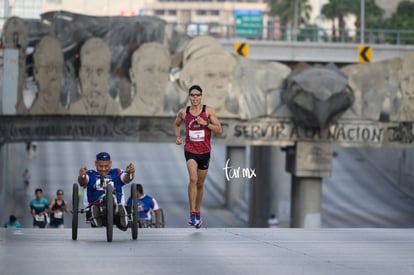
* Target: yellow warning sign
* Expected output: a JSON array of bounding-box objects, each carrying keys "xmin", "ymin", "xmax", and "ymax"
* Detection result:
[
  {"xmin": 234, "ymin": 42, "xmax": 249, "ymax": 57},
  {"xmin": 358, "ymin": 45, "xmax": 372, "ymax": 63}
]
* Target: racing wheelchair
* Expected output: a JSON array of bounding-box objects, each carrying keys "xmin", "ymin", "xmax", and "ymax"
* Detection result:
[
  {"xmin": 71, "ymin": 180, "xmax": 139, "ymax": 242},
  {"xmin": 136, "ymin": 208, "xmax": 165, "ymax": 228}
]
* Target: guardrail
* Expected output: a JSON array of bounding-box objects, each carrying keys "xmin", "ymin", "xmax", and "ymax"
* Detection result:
[{"xmin": 173, "ymin": 23, "xmax": 414, "ymax": 45}]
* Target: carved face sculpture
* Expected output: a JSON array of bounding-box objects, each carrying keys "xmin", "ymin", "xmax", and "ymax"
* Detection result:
[
  {"xmin": 79, "ymin": 38, "xmax": 111, "ymax": 107},
  {"xmin": 180, "ymin": 53, "xmax": 236, "ymax": 113},
  {"xmin": 129, "ymin": 42, "xmax": 171, "ymax": 109},
  {"xmin": 400, "ymin": 55, "xmax": 414, "ymax": 100},
  {"xmin": 34, "ymin": 36, "xmax": 64, "ymax": 98},
  {"xmin": 3, "ymin": 16, "xmax": 28, "ymax": 49},
  {"xmin": 398, "ymin": 53, "xmax": 414, "ymax": 120}
]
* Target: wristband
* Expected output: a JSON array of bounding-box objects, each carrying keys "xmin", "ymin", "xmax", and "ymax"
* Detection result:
[{"xmin": 205, "ymin": 121, "xmax": 210, "ymax": 127}]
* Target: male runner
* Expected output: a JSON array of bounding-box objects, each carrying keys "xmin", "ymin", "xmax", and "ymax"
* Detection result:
[{"xmin": 174, "ymin": 84, "xmax": 222, "ymax": 228}]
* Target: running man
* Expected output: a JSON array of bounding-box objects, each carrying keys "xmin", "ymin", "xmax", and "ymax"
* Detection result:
[{"xmin": 174, "ymin": 84, "xmax": 222, "ymax": 228}]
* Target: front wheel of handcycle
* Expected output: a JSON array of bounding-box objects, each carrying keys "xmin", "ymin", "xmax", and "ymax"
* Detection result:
[
  {"xmin": 72, "ymin": 183, "xmax": 79, "ymax": 240},
  {"xmin": 131, "ymin": 183, "xmax": 138, "ymax": 240},
  {"xmin": 106, "ymin": 184, "xmax": 114, "ymax": 242}
]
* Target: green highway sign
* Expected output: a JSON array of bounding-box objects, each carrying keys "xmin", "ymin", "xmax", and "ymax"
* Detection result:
[{"xmin": 234, "ymin": 10, "xmax": 263, "ymax": 38}]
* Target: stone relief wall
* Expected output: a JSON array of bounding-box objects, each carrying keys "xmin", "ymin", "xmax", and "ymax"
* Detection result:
[{"xmin": 2, "ymin": 11, "xmax": 414, "ymax": 127}]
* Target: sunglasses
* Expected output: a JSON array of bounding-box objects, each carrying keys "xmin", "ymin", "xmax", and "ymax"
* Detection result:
[
  {"xmin": 57, "ymin": 193, "xmax": 63, "ymax": 195},
  {"xmin": 96, "ymin": 152, "xmax": 111, "ymax": 161},
  {"xmin": 189, "ymin": 93, "xmax": 202, "ymax": 97}
]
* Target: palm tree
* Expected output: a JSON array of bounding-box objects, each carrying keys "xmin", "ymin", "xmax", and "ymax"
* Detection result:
[
  {"xmin": 268, "ymin": 0, "xmax": 312, "ymax": 26},
  {"xmin": 322, "ymin": 0, "xmax": 358, "ymax": 41},
  {"xmin": 268, "ymin": 0, "xmax": 312, "ymax": 40}
]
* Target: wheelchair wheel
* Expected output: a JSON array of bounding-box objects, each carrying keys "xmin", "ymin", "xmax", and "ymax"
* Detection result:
[
  {"xmin": 131, "ymin": 183, "xmax": 138, "ymax": 240},
  {"xmin": 159, "ymin": 208, "xmax": 165, "ymax": 228},
  {"xmin": 151, "ymin": 208, "xmax": 165, "ymax": 228},
  {"xmin": 72, "ymin": 183, "xmax": 79, "ymax": 240},
  {"xmin": 106, "ymin": 184, "xmax": 114, "ymax": 242}
]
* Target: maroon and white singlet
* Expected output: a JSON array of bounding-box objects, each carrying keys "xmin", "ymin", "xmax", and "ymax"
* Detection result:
[{"xmin": 184, "ymin": 105, "xmax": 211, "ymax": 154}]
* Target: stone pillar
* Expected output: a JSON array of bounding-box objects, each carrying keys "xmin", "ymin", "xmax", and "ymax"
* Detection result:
[
  {"xmin": 286, "ymin": 142, "xmax": 333, "ymax": 228},
  {"xmin": 290, "ymin": 176, "xmax": 322, "ymax": 228},
  {"xmin": 248, "ymin": 146, "xmax": 290, "ymax": 227}
]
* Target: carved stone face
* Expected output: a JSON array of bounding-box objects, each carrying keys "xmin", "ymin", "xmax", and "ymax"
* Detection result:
[
  {"xmin": 180, "ymin": 53, "xmax": 236, "ymax": 112},
  {"xmin": 34, "ymin": 36, "xmax": 63, "ymax": 98},
  {"xmin": 400, "ymin": 56, "xmax": 414, "ymax": 100},
  {"xmin": 129, "ymin": 42, "xmax": 170, "ymax": 108},
  {"xmin": 79, "ymin": 38, "xmax": 111, "ymax": 106},
  {"xmin": 3, "ymin": 17, "xmax": 28, "ymax": 49}
]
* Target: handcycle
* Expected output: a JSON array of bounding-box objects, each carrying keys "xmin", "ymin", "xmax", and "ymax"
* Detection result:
[
  {"xmin": 72, "ymin": 179, "xmax": 139, "ymax": 242},
  {"xmin": 135, "ymin": 208, "xmax": 165, "ymax": 228}
]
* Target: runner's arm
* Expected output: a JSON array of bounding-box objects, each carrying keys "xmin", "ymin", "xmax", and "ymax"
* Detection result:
[
  {"xmin": 174, "ymin": 109, "xmax": 185, "ymax": 144},
  {"xmin": 206, "ymin": 107, "xmax": 222, "ymax": 135}
]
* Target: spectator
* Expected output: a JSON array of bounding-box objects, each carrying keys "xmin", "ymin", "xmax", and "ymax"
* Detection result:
[
  {"xmin": 4, "ymin": 215, "xmax": 21, "ymax": 228},
  {"xmin": 23, "ymin": 169, "xmax": 30, "ymax": 195},
  {"xmin": 268, "ymin": 214, "xmax": 279, "ymax": 228}
]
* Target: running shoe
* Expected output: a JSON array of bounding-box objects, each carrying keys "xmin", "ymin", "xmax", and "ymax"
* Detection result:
[
  {"xmin": 194, "ymin": 212, "xmax": 202, "ymax": 229},
  {"xmin": 91, "ymin": 205, "xmax": 102, "ymax": 227},
  {"xmin": 187, "ymin": 212, "xmax": 196, "ymax": 226}
]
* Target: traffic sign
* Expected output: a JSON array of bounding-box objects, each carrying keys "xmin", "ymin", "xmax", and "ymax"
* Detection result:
[
  {"xmin": 358, "ymin": 45, "xmax": 372, "ymax": 63},
  {"xmin": 234, "ymin": 10, "xmax": 263, "ymax": 38},
  {"xmin": 235, "ymin": 42, "xmax": 249, "ymax": 57}
]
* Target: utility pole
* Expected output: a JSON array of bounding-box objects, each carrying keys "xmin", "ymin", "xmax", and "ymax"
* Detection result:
[
  {"xmin": 360, "ymin": 0, "xmax": 365, "ymax": 43},
  {"xmin": 293, "ymin": 0, "xmax": 299, "ymax": 41}
]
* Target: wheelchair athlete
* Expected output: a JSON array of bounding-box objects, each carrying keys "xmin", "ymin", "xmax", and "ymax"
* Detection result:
[
  {"xmin": 78, "ymin": 152, "xmax": 135, "ymax": 231},
  {"xmin": 126, "ymin": 183, "xmax": 161, "ymax": 228}
]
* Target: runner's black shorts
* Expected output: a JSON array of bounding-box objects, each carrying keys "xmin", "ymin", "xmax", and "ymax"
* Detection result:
[{"xmin": 185, "ymin": 151, "xmax": 210, "ymax": 170}]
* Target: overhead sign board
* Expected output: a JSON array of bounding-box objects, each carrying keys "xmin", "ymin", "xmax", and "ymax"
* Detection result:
[{"xmin": 234, "ymin": 10, "xmax": 263, "ymax": 38}]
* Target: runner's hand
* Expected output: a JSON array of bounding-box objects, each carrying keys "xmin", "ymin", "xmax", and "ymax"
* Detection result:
[{"xmin": 176, "ymin": 136, "xmax": 183, "ymax": 145}]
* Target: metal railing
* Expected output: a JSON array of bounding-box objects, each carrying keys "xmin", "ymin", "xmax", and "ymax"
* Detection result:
[{"xmin": 173, "ymin": 23, "xmax": 414, "ymax": 45}]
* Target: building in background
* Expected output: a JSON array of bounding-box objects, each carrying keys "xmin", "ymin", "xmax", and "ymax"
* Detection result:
[{"xmin": 0, "ymin": 0, "xmax": 409, "ymax": 36}]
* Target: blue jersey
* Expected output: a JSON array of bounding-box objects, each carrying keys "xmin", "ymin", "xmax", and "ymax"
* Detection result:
[
  {"xmin": 86, "ymin": 168, "xmax": 126, "ymax": 205},
  {"xmin": 127, "ymin": 194, "xmax": 159, "ymax": 220}
]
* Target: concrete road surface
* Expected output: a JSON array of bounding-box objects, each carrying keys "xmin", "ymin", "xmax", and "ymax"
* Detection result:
[{"xmin": 1, "ymin": 228, "xmax": 414, "ymax": 275}]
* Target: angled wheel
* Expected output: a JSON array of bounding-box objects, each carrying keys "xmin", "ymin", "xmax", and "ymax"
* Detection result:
[
  {"xmin": 152, "ymin": 208, "xmax": 165, "ymax": 228},
  {"xmin": 106, "ymin": 184, "xmax": 114, "ymax": 242},
  {"xmin": 131, "ymin": 183, "xmax": 138, "ymax": 240},
  {"xmin": 159, "ymin": 208, "xmax": 165, "ymax": 228},
  {"xmin": 72, "ymin": 183, "xmax": 79, "ymax": 240}
]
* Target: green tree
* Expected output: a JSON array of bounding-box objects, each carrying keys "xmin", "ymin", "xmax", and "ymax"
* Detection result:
[
  {"xmin": 384, "ymin": 1, "xmax": 414, "ymax": 30},
  {"xmin": 322, "ymin": 0, "xmax": 383, "ymax": 42},
  {"xmin": 321, "ymin": 0, "xmax": 359, "ymax": 41},
  {"xmin": 383, "ymin": 1, "xmax": 414, "ymax": 44},
  {"xmin": 268, "ymin": 0, "xmax": 312, "ymax": 26},
  {"xmin": 355, "ymin": 0, "xmax": 384, "ymax": 29}
]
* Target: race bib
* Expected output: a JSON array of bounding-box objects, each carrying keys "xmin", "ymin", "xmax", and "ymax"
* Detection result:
[
  {"xmin": 54, "ymin": 211, "xmax": 63, "ymax": 219},
  {"xmin": 35, "ymin": 214, "xmax": 45, "ymax": 222},
  {"xmin": 189, "ymin": 130, "xmax": 205, "ymax": 142}
]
